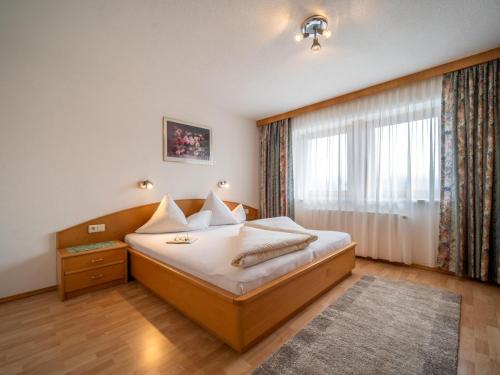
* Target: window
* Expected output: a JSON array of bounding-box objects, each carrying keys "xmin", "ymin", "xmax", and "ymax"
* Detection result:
[
  {"xmin": 293, "ymin": 77, "xmax": 441, "ymax": 212},
  {"xmin": 304, "ymin": 133, "xmax": 347, "ymax": 199},
  {"xmin": 370, "ymin": 118, "xmax": 440, "ymax": 202}
]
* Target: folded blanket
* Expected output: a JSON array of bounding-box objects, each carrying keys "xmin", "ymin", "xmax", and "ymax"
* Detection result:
[
  {"xmin": 245, "ymin": 216, "xmax": 318, "ymax": 237},
  {"xmin": 231, "ymin": 217, "xmax": 318, "ymax": 268}
]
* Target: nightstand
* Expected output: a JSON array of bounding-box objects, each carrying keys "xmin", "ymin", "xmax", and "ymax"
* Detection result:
[{"xmin": 56, "ymin": 240, "xmax": 128, "ymax": 300}]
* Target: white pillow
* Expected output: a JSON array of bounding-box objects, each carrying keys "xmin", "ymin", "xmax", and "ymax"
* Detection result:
[
  {"xmin": 187, "ymin": 210, "xmax": 212, "ymax": 230},
  {"xmin": 201, "ymin": 191, "xmax": 238, "ymax": 225},
  {"xmin": 136, "ymin": 194, "xmax": 188, "ymax": 234},
  {"xmin": 232, "ymin": 204, "xmax": 246, "ymax": 223}
]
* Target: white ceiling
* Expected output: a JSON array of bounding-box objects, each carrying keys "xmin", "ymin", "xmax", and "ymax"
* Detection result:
[
  {"xmin": 8, "ymin": 0, "xmax": 500, "ymax": 121},
  {"xmin": 153, "ymin": 0, "xmax": 500, "ymax": 120}
]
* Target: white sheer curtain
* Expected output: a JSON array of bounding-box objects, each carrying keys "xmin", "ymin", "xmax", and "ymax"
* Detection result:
[{"xmin": 293, "ymin": 77, "xmax": 441, "ymax": 266}]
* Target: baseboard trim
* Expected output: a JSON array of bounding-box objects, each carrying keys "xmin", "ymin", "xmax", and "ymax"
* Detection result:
[
  {"xmin": 355, "ymin": 256, "xmax": 454, "ymax": 275},
  {"xmin": 0, "ymin": 285, "xmax": 57, "ymax": 304}
]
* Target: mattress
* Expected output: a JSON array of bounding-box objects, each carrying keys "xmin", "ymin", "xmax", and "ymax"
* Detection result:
[{"xmin": 125, "ymin": 224, "xmax": 351, "ymax": 296}]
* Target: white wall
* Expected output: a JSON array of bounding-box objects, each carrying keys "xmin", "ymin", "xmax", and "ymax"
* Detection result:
[{"xmin": 0, "ymin": 1, "xmax": 259, "ymax": 298}]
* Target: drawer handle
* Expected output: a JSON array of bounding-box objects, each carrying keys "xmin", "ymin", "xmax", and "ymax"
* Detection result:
[
  {"xmin": 91, "ymin": 258, "xmax": 105, "ymax": 263},
  {"xmin": 90, "ymin": 274, "xmax": 104, "ymax": 279}
]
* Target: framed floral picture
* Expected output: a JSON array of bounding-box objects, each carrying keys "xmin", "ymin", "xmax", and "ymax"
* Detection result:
[{"xmin": 163, "ymin": 117, "xmax": 213, "ymax": 165}]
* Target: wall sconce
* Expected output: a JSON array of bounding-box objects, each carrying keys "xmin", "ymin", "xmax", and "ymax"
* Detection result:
[
  {"xmin": 218, "ymin": 180, "xmax": 229, "ymax": 189},
  {"xmin": 138, "ymin": 180, "xmax": 154, "ymax": 190}
]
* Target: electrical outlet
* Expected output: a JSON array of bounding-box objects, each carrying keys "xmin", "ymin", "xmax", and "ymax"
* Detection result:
[{"xmin": 88, "ymin": 224, "xmax": 106, "ymax": 233}]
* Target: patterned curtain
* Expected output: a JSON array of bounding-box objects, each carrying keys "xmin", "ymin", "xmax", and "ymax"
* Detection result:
[
  {"xmin": 259, "ymin": 119, "xmax": 294, "ymax": 219},
  {"xmin": 437, "ymin": 59, "xmax": 500, "ymax": 284}
]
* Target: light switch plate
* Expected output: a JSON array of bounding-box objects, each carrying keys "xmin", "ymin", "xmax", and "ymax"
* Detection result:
[{"xmin": 88, "ymin": 224, "xmax": 106, "ymax": 233}]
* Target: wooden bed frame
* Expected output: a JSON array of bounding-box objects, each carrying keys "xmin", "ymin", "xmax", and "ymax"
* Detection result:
[{"xmin": 56, "ymin": 199, "xmax": 356, "ymax": 352}]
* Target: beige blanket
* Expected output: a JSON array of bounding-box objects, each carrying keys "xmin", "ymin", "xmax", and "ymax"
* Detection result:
[{"xmin": 231, "ymin": 217, "xmax": 318, "ymax": 268}]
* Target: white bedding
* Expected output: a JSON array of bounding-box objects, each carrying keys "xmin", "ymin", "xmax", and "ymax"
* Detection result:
[{"xmin": 125, "ymin": 224, "xmax": 351, "ymax": 296}]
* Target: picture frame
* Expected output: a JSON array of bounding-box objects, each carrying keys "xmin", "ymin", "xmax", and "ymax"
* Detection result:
[{"xmin": 163, "ymin": 117, "xmax": 213, "ymax": 165}]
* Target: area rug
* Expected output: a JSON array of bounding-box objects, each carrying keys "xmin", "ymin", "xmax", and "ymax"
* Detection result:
[{"xmin": 253, "ymin": 275, "xmax": 461, "ymax": 375}]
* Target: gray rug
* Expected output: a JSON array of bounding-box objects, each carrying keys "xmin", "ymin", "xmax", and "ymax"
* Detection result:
[{"xmin": 253, "ymin": 275, "xmax": 461, "ymax": 375}]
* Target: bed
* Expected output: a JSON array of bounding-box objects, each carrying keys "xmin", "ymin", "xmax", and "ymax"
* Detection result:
[
  {"xmin": 56, "ymin": 199, "xmax": 356, "ymax": 352},
  {"xmin": 125, "ymin": 224, "xmax": 352, "ymax": 295}
]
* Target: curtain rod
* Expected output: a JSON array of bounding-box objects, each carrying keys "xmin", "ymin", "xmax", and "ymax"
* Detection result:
[{"xmin": 256, "ymin": 46, "xmax": 500, "ymax": 127}]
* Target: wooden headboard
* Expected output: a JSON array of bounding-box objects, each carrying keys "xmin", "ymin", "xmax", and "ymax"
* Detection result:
[{"xmin": 56, "ymin": 199, "xmax": 259, "ymax": 249}]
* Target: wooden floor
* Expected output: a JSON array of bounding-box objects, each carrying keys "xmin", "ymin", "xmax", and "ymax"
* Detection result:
[{"xmin": 1, "ymin": 258, "xmax": 499, "ymax": 375}]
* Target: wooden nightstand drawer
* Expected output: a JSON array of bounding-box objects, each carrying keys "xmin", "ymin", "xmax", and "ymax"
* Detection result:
[
  {"xmin": 63, "ymin": 248, "xmax": 125, "ymax": 273},
  {"xmin": 65, "ymin": 264, "xmax": 125, "ymax": 292},
  {"xmin": 57, "ymin": 240, "xmax": 128, "ymax": 300}
]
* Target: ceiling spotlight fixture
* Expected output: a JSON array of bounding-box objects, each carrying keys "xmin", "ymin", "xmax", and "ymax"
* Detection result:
[{"xmin": 294, "ymin": 15, "xmax": 331, "ymax": 53}]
